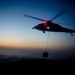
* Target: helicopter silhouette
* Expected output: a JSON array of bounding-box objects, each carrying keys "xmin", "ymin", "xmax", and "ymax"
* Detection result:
[{"xmin": 24, "ymin": 9, "xmax": 75, "ymax": 36}]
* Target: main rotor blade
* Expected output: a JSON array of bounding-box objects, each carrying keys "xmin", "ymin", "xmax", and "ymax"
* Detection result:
[
  {"xmin": 50, "ymin": 9, "xmax": 68, "ymax": 21},
  {"xmin": 24, "ymin": 14, "xmax": 47, "ymax": 21},
  {"xmin": 55, "ymin": 22, "xmax": 71, "ymax": 25}
]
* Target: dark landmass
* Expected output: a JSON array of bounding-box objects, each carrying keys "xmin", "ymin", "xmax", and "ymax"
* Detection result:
[
  {"xmin": 0, "ymin": 56, "xmax": 75, "ymax": 71},
  {"xmin": 0, "ymin": 55, "xmax": 75, "ymax": 65},
  {"xmin": 0, "ymin": 47, "xmax": 75, "ymax": 67}
]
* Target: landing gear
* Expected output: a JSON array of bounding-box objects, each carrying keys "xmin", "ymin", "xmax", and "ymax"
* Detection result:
[
  {"xmin": 43, "ymin": 30, "xmax": 45, "ymax": 33},
  {"xmin": 70, "ymin": 33, "xmax": 73, "ymax": 36}
]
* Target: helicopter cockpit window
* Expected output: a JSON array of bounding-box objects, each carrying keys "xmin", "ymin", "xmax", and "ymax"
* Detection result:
[{"xmin": 46, "ymin": 27, "xmax": 50, "ymax": 29}]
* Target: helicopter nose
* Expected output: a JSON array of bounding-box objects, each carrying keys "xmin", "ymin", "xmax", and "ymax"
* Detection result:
[
  {"xmin": 32, "ymin": 27, "xmax": 35, "ymax": 29},
  {"xmin": 32, "ymin": 26, "xmax": 37, "ymax": 29},
  {"xmin": 32, "ymin": 26, "xmax": 36, "ymax": 29}
]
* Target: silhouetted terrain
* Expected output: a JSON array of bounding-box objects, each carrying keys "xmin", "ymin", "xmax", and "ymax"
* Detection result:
[
  {"xmin": 0, "ymin": 47, "xmax": 75, "ymax": 66},
  {"xmin": 0, "ymin": 55, "xmax": 75, "ymax": 65}
]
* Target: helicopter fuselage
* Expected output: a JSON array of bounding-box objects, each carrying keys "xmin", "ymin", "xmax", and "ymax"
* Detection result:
[{"xmin": 32, "ymin": 22, "xmax": 75, "ymax": 36}]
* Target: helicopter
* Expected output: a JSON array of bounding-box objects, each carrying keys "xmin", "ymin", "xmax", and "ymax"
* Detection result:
[{"xmin": 24, "ymin": 9, "xmax": 75, "ymax": 36}]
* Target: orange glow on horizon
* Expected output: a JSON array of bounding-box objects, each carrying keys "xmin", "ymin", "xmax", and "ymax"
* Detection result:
[
  {"xmin": 0, "ymin": 39, "xmax": 47, "ymax": 50},
  {"xmin": 0, "ymin": 38, "xmax": 74, "ymax": 50}
]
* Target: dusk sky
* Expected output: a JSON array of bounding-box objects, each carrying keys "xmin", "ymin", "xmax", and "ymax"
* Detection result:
[{"xmin": 0, "ymin": 0, "xmax": 75, "ymax": 56}]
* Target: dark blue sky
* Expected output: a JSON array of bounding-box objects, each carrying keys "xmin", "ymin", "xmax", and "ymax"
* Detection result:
[{"xmin": 0, "ymin": 0, "xmax": 75, "ymax": 54}]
